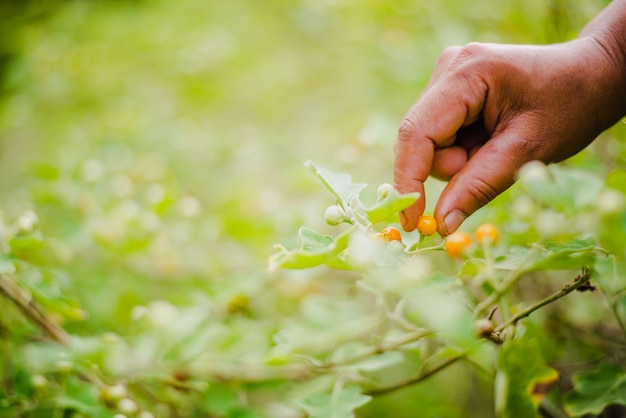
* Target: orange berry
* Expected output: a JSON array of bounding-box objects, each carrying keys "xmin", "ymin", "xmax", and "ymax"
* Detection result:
[
  {"xmin": 475, "ymin": 223, "xmax": 499, "ymax": 245},
  {"xmin": 444, "ymin": 231, "xmax": 472, "ymax": 258},
  {"xmin": 417, "ymin": 215, "xmax": 438, "ymax": 236},
  {"xmin": 381, "ymin": 226, "xmax": 402, "ymax": 242}
]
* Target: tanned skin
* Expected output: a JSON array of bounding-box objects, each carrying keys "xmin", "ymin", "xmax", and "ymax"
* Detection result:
[{"xmin": 394, "ymin": 0, "xmax": 626, "ymax": 236}]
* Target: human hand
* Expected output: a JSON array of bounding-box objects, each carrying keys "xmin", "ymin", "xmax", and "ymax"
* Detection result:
[{"xmin": 394, "ymin": 37, "xmax": 626, "ymax": 235}]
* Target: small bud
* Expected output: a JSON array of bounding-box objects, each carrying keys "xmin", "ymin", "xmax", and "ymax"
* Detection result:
[
  {"xmin": 474, "ymin": 318, "xmax": 494, "ymax": 338},
  {"xmin": 108, "ymin": 384, "xmax": 128, "ymax": 400},
  {"xmin": 30, "ymin": 374, "xmax": 48, "ymax": 389},
  {"xmin": 324, "ymin": 205, "xmax": 345, "ymax": 225},
  {"xmin": 118, "ymin": 398, "xmax": 138, "ymax": 414},
  {"xmin": 56, "ymin": 360, "xmax": 73, "ymax": 374},
  {"xmin": 377, "ymin": 183, "xmax": 394, "ymax": 201}
]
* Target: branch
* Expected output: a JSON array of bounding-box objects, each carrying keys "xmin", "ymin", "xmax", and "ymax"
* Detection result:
[
  {"xmin": 319, "ymin": 328, "xmax": 433, "ymax": 369},
  {"xmin": 364, "ymin": 351, "xmax": 466, "ymax": 396},
  {"xmin": 493, "ymin": 267, "xmax": 591, "ymax": 333},
  {"xmin": 0, "ymin": 273, "xmax": 71, "ymax": 345}
]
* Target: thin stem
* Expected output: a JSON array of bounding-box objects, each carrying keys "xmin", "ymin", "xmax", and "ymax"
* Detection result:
[
  {"xmin": 319, "ymin": 328, "xmax": 433, "ymax": 369},
  {"xmin": 474, "ymin": 248, "xmax": 540, "ymax": 315},
  {"xmin": 404, "ymin": 243, "xmax": 444, "ymax": 255},
  {"xmin": 605, "ymin": 256, "xmax": 626, "ymax": 340},
  {"xmin": 493, "ymin": 268, "xmax": 591, "ymax": 333},
  {"xmin": 0, "ymin": 273, "xmax": 70, "ymax": 345},
  {"xmin": 364, "ymin": 351, "xmax": 466, "ymax": 396}
]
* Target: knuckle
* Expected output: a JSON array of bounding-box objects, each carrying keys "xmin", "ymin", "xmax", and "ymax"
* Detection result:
[
  {"xmin": 457, "ymin": 42, "xmax": 488, "ymax": 61},
  {"xmin": 438, "ymin": 45, "xmax": 462, "ymax": 64},
  {"xmin": 465, "ymin": 177, "xmax": 500, "ymax": 208},
  {"xmin": 398, "ymin": 116, "xmax": 420, "ymax": 143}
]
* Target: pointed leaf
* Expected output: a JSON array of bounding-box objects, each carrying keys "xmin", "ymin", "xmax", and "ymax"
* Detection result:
[
  {"xmin": 269, "ymin": 228, "xmax": 352, "ymax": 270},
  {"xmin": 365, "ymin": 190, "xmax": 420, "ymax": 224},
  {"xmin": 306, "ymin": 161, "xmax": 367, "ymax": 206},
  {"xmin": 529, "ymin": 238, "xmax": 597, "ymax": 271}
]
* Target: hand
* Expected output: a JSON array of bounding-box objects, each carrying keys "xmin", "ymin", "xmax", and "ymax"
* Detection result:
[{"xmin": 394, "ymin": 36, "xmax": 626, "ymax": 236}]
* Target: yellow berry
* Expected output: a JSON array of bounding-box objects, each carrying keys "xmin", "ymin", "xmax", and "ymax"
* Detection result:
[
  {"xmin": 444, "ymin": 231, "xmax": 472, "ymax": 258},
  {"xmin": 475, "ymin": 223, "xmax": 499, "ymax": 245},
  {"xmin": 417, "ymin": 215, "xmax": 438, "ymax": 236},
  {"xmin": 381, "ymin": 227, "xmax": 402, "ymax": 242}
]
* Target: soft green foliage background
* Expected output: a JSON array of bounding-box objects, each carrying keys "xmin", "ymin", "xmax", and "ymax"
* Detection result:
[{"xmin": 1, "ymin": 0, "xmax": 626, "ymax": 417}]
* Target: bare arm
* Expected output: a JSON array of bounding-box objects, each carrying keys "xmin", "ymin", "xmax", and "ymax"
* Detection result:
[{"xmin": 394, "ymin": 0, "xmax": 626, "ymax": 235}]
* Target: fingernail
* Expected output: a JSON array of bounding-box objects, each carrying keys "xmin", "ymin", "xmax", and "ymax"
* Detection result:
[{"xmin": 443, "ymin": 210, "xmax": 466, "ymax": 235}]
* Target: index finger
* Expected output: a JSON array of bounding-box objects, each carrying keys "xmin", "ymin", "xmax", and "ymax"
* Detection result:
[{"xmin": 393, "ymin": 76, "xmax": 487, "ymax": 231}]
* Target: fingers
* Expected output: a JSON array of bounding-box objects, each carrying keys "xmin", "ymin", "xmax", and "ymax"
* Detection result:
[
  {"xmin": 394, "ymin": 70, "xmax": 488, "ymax": 231},
  {"xmin": 431, "ymin": 146, "xmax": 467, "ymax": 180},
  {"xmin": 434, "ymin": 128, "xmax": 538, "ymax": 235}
]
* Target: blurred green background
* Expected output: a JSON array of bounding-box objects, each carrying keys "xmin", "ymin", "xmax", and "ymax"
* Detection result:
[{"xmin": 0, "ymin": 0, "xmax": 621, "ymax": 416}]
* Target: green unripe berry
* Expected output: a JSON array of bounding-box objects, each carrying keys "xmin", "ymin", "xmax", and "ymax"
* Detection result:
[{"xmin": 324, "ymin": 205, "xmax": 345, "ymax": 225}]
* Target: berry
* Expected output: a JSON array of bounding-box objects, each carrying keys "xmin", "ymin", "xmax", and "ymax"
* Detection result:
[
  {"xmin": 474, "ymin": 318, "xmax": 495, "ymax": 338},
  {"xmin": 475, "ymin": 223, "xmax": 499, "ymax": 245},
  {"xmin": 381, "ymin": 227, "xmax": 402, "ymax": 242},
  {"xmin": 444, "ymin": 231, "xmax": 472, "ymax": 258},
  {"xmin": 417, "ymin": 215, "xmax": 438, "ymax": 236},
  {"xmin": 324, "ymin": 205, "xmax": 345, "ymax": 225}
]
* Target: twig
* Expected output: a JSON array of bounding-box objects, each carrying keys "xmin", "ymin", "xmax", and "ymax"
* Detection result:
[
  {"xmin": 474, "ymin": 249, "xmax": 541, "ymax": 315},
  {"xmin": 0, "ymin": 273, "xmax": 70, "ymax": 345},
  {"xmin": 364, "ymin": 351, "xmax": 466, "ymax": 396},
  {"xmin": 493, "ymin": 267, "xmax": 591, "ymax": 333},
  {"xmin": 600, "ymin": 256, "xmax": 626, "ymax": 341},
  {"xmin": 319, "ymin": 328, "xmax": 433, "ymax": 369}
]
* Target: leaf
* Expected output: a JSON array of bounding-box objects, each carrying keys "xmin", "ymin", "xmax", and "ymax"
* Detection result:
[
  {"xmin": 348, "ymin": 351, "xmax": 405, "ymax": 372},
  {"xmin": 495, "ymin": 338, "xmax": 559, "ymax": 418},
  {"xmin": 564, "ymin": 362, "xmax": 626, "ymax": 416},
  {"xmin": 494, "ymin": 238, "xmax": 598, "ymax": 272},
  {"xmin": 0, "ymin": 257, "xmax": 16, "ymax": 274},
  {"xmin": 529, "ymin": 238, "xmax": 597, "ymax": 271},
  {"xmin": 299, "ymin": 385, "xmax": 371, "ymax": 418},
  {"xmin": 364, "ymin": 189, "xmax": 420, "ymax": 224},
  {"xmin": 519, "ymin": 165, "xmax": 603, "ymax": 210},
  {"xmin": 268, "ymin": 227, "xmax": 352, "ymax": 270},
  {"xmin": 305, "ymin": 161, "xmax": 367, "ymax": 207}
]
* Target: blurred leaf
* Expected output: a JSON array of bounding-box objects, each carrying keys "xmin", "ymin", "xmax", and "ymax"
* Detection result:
[
  {"xmin": 564, "ymin": 362, "xmax": 626, "ymax": 416},
  {"xmin": 348, "ymin": 351, "xmax": 405, "ymax": 373},
  {"xmin": 520, "ymin": 166, "xmax": 603, "ymax": 210},
  {"xmin": 365, "ymin": 190, "xmax": 420, "ymax": 224},
  {"xmin": 529, "ymin": 238, "xmax": 597, "ymax": 271},
  {"xmin": 495, "ymin": 338, "xmax": 559, "ymax": 418},
  {"xmin": 299, "ymin": 385, "xmax": 371, "ymax": 418},
  {"xmin": 269, "ymin": 227, "xmax": 351, "ymax": 270},
  {"xmin": 0, "ymin": 257, "xmax": 16, "ymax": 274},
  {"xmin": 306, "ymin": 161, "xmax": 367, "ymax": 207},
  {"xmin": 50, "ymin": 375, "xmax": 103, "ymax": 416},
  {"xmin": 605, "ymin": 169, "xmax": 626, "ymax": 195}
]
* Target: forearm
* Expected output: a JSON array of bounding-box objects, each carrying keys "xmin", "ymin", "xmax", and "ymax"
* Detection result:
[{"xmin": 578, "ymin": 0, "xmax": 626, "ymax": 123}]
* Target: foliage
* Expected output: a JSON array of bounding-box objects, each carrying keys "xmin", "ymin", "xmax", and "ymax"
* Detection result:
[{"xmin": 1, "ymin": 0, "xmax": 625, "ymax": 417}]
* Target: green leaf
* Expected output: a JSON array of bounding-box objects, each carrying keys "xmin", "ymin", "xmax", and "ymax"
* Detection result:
[
  {"xmin": 348, "ymin": 351, "xmax": 405, "ymax": 373},
  {"xmin": 564, "ymin": 362, "xmax": 626, "ymax": 416},
  {"xmin": 495, "ymin": 338, "xmax": 559, "ymax": 418},
  {"xmin": 529, "ymin": 238, "xmax": 597, "ymax": 271},
  {"xmin": 268, "ymin": 227, "xmax": 352, "ymax": 270},
  {"xmin": 306, "ymin": 161, "xmax": 367, "ymax": 207},
  {"xmin": 364, "ymin": 189, "xmax": 420, "ymax": 224},
  {"xmin": 299, "ymin": 385, "xmax": 371, "ymax": 418},
  {"xmin": 0, "ymin": 257, "xmax": 16, "ymax": 274},
  {"xmin": 519, "ymin": 165, "xmax": 603, "ymax": 210}
]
